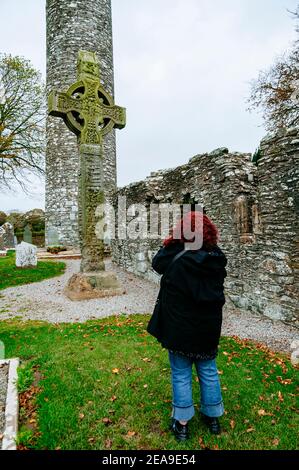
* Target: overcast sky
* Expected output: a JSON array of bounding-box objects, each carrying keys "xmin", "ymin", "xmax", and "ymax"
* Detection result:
[{"xmin": 0, "ymin": 0, "xmax": 297, "ymax": 212}]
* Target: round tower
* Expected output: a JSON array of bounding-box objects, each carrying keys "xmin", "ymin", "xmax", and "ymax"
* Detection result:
[{"xmin": 46, "ymin": 0, "xmax": 116, "ymax": 247}]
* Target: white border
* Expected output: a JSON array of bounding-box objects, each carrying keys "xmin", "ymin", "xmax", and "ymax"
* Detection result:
[{"xmin": 0, "ymin": 358, "xmax": 19, "ymax": 451}]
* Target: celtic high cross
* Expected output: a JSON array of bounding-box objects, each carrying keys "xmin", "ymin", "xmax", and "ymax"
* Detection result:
[
  {"xmin": 48, "ymin": 50, "xmax": 126, "ymax": 287},
  {"xmin": 48, "ymin": 50, "xmax": 125, "ymax": 145}
]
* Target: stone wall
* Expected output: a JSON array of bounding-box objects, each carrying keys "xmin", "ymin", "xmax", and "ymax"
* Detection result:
[
  {"xmin": 250, "ymin": 128, "xmax": 298, "ymax": 322},
  {"xmin": 112, "ymin": 146, "xmax": 258, "ymax": 288},
  {"xmin": 112, "ymin": 128, "xmax": 299, "ymax": 325},
  {"xmin": 46, "ymin": 0, "xmax": 116, "ymax": 248}
]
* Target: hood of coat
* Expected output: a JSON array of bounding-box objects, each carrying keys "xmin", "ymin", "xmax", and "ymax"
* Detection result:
[{"xmin": 183, "ymin": 246, "xmax": 227, "ymax": 274}]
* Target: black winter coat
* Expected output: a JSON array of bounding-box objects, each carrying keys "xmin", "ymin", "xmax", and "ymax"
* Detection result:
[{"xmin": 147, "ymin": 243, "xmax": 227, "ymax": 354}]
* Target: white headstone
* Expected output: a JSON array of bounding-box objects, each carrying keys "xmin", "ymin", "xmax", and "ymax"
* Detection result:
[{"xmin": 16, "ymin": 242, "xmax": 37, "ymax": 268}]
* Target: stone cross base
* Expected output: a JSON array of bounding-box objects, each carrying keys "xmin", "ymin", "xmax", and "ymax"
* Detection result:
[{"xmin": 64, "ymin": 271, "xmax": 125, "ymax": 301}]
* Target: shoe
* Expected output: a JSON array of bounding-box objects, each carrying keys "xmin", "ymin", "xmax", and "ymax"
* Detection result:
[
  {"xmin": 200, "ymin": 413, "xmax": 221, "ymax": 434},
  {"xmin": 170, "ymin": 418, "xmax": 190, "ymax": 441}
]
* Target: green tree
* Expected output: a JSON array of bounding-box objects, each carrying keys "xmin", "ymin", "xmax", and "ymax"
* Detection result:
[
  {"xmin": 0, "ymin": 54, "xmax": 45, "ymax": 190},
  {"xmin": 0, "ymin": 210, "xmax": 7, "ymax": 225},
  {"xmin": 248, "ymin": 7, "xmax": 299, "ymax": 132}
]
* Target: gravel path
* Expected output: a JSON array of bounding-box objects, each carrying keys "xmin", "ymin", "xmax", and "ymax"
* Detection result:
[
  {"xmin": 0, "ymin": 259, "xmax": 157, "ymax": 322},
  {"xmin": 0, "ymin": 363, "xmax": 8, "ymax": 449},
  {"xmin": 0, "ymin": 259, "xmax": 298, "ymax": 354}
]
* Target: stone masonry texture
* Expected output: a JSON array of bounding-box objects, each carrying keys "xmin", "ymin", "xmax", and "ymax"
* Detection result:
[
  {"xmin": 112, "ymin": 128, "xmax": 299, "ymax": 325},
  {"xmin": 46, "ymin": 0, "xmax": 116, "ymax": 247}
]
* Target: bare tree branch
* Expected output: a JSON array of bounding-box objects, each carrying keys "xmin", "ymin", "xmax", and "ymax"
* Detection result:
[{"xmin": 247, "ymin": 9, "xmax": 299, "ymax": 133}]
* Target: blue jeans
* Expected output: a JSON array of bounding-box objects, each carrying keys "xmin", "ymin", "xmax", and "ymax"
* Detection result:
[{"xmin": 168, "ymin": 351, "xmax": 224, "ymax": 422}]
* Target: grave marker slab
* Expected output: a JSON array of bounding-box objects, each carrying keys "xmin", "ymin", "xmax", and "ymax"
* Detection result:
[{"xmin": 16, "ymin": 242, "xmax": 37, "ymax": 268}]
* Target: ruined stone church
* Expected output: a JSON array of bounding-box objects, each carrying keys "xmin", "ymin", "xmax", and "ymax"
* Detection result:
[{"xmin": 45, "ymin": 0, "xmax": 298, "ymax": 325}]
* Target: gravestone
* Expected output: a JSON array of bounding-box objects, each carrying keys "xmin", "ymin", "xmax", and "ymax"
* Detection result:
[
  {"xmin": 47, "ymin": 228, "xmax": 60, "ymax": 246},
  {"xmin": 16, "ymin": 242, "xmax": 37, "ymax": 268},
  {"xmin": 23, "ymin": 225, "xmax": 32, "ymax": 244},
  {"xmin": 0, "ymin": 223, "xmax": 15, "ymax": 250},
  {"xmin": 48, "ymin": 50, "xmax": 126, "ymax": 300}
]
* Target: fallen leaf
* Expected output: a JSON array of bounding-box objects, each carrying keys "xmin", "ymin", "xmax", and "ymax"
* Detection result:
[
  {"xmin": 112, "ymin": 368, "xmax": 119, "ymax": 374},
  {"xmin": 217, "ymin": 370, "xmax": 223, "ymax": 375},
  {"xmin": 142, "ymin": 357, "xmax": 151, "ymax": 362},
  {"xmin": 259, "ymin": 395, "xmax": 264, "ymax": 401},
  {"xmin": 79, "ymin": 413, "xmax": 85, "ymax": 420},
  {"xmin": 230, "ymin": 419, "xmax": 236, "ymax": 429},
  {"xmin": 271, "ymin": 419, "xmax": 276, "ymax": 425},
  {"xmin": 246, "ymin": 427, "xmax": 255, "ymax": 433},
  {"xmin": 258, "ymin": 409, "xmax": 273, "ymax": 416},
  {"xmin": 272, "ymin": 438, "xmax": 280, "ymax": 446},
  {"xmin": 127, "ymin": 431, "xmax": 136, "ymax": 437},
  {"xmin": 88, "ymin": 437, "xmax": 96, "ymax": 443},
  {"xmin": 277, "ymin": 376, "xmax": 292, "ymax": 385},
  {"xmin": 105, "ymin": 439, "xmax": 112, "ymax": 449},
  {"xmin": 110, "ymin": 395, "xmax": 117, "ymax": 402},
  {"xmin": 198, "ymin": 437, "xmax": 205, "ymax": 449},
  {"xmin": 102, "ymin": 417, "xmax": 112, "ymax": 426},
  {"xmin": 278, "ymin": 391, "xmax": 284, "ymax": 402},
  {"xmin": 213, "ymin": 444, "xmax": 220, "ymax": 450},
  {"xmin": 143, "ymin": 384, "xmax": 148, "ymax": 388}
]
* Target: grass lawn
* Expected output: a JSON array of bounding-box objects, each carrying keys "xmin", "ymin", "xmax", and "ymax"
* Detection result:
[
  {"xmin": 0, "ymin": 315, "xmax": 298, "ymax": 450},
  {"xmin": 0, "ymin": 251, "xmax": 65, "ymax": 290}
]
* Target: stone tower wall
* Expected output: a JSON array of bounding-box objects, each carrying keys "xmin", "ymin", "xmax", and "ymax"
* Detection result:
[{"xmin": 46, "ymin": 0, "xmax": 116, "ymax": 247}]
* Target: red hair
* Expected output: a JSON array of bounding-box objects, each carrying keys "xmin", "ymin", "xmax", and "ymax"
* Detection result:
[{"xmin": 163, "ymin": 211, "xmax": 219, "ymax": 250}]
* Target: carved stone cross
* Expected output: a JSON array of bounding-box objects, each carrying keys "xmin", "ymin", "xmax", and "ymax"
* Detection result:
[
  {"xmin": 48, "ymin": 50, "xmax": 126, "ymax": 300},
  {"xmin": 48, "ymin": 50, "xmax": 126, "ymax": 145}
]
